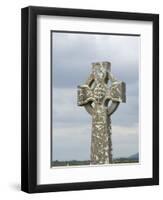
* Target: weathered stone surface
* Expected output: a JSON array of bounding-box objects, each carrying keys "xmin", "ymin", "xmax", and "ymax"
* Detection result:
[{"xmin": 77, "ymin": 62, "xmax": 126, "ymax": 164}]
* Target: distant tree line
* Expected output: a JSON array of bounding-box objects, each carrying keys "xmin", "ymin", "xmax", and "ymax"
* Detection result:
[{"xmin": 52, "ymin": 158, "xmax": 138, "ymax": 167}]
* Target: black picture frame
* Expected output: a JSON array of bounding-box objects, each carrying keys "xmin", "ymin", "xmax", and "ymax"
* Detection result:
[{"xmin": 21, "ymin": 6, "xmax": 159, "ymax": 193}]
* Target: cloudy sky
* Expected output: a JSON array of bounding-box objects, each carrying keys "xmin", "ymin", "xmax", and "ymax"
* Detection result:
[{"xmin": 52, "ymin": 31, "xmax": 140, "ymax": 161}]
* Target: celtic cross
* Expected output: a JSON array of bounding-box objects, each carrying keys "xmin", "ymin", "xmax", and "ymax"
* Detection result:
[{"xmin": 77, "ymin": 62, "xmax": 126, "ymax": 164}]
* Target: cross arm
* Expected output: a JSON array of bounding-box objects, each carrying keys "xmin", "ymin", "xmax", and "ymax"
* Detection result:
[
  {"xmin": 77, "ymin": 85, "xmax": 94, "ymax": 106},
  {"xmin": 105, "ymin": 81, "xmax": 126, "ymax": 103},
  {"xmin": 105, "ymin": 81, "xmax": 126, "ymax": 116}
]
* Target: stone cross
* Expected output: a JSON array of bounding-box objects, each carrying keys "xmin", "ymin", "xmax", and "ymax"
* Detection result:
[{"xmin": 77, "ymin": 62, "xmax": 126, "ymax": 164}]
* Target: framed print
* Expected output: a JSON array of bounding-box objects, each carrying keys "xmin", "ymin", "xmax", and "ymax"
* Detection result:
[{"xmin": 21, "ymin": 6, "xmax": 159, "ymax": 193}]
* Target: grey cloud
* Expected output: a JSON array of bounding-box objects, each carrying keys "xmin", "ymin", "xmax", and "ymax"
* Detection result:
[
  {"xmin": 52, "ymin": 88, "xmax": 138, "ymax": 127},
  {"xmin": 52, "ymin": 32, "xmax": 139, "ymax": 88},
  {"xmin": 112, "ymin": 132, "xmax": 139, "ymax": 158},
  {"xmin": 52, "ymin": 124, "xmax": 139, "ymax": 160}
]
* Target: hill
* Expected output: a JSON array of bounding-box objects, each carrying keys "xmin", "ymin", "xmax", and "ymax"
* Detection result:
[{"xmin": 128, "ymin": 153, "xmax": 139, "ymax": 160}]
